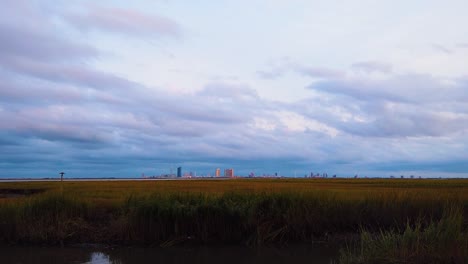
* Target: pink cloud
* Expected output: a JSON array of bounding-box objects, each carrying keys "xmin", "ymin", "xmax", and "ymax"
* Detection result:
[{"xmin": 66, "ymin": 6, "xmax": 182, "ymax": 38}]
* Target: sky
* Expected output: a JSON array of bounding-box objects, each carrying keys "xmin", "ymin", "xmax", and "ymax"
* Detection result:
[{"xmin": 1, "ymin": 0, "xmax": 468, "ymax": 178}]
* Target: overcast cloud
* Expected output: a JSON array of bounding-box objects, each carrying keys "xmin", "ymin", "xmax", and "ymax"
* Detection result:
[{"xmin": 1, "ymin": 1, "xmax": 467, "ymax": 178}]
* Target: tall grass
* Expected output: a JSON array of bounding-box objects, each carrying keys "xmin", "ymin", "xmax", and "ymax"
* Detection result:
[
  {"xmin": 0, "ymin": 192, "xmax": 90, "ymax": 244},
  {"xmin": 119, "ymin": 192, "xmax": 329, "ymax": 245},
  {"xmin": 338, "ymin": 207, "xmax": 468, "ymax": 264},
  {"xmin": 0, "ymin": 186, "xmax": 465, "ymax": 247}
]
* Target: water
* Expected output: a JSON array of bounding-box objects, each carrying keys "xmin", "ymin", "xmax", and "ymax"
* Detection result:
[{"xmin": 0, "ymin": 245, "xmax": 339, "ymax": 264}]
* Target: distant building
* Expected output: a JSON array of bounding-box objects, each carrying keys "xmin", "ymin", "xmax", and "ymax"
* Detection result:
[
  {"xmin": 215, "ymin": 168, "xmax": 221, "ymax": 177},
  {"xmin": 177, "ymin": 167, "xmax": 182, "ymax": 177},
  {"xmin": 225, "ymin": 168, "xmax": 234, "ymax": 178}
]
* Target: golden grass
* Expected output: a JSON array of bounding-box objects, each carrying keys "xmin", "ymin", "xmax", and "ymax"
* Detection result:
[
  {"xmin": 0, "ymin": 178, "xmax": 466, "ymax": 249},
  {"xmin": 1, "ymin": 178, "xmax": 467, "ymax": 202}
]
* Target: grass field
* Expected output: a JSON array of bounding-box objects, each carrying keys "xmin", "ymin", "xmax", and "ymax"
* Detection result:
[
  {"xmin": 0, "ymin": 178, "xmax": 467, "ymax": 263},
  {"xmin": 1, "ymin": 178, "xmax": 467, "ymax": 201}
]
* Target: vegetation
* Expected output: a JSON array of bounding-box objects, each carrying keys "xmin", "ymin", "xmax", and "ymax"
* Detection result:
[
  {"xmin": 0, "ymin": 178, "xmax": 467, "ymax": 262},
  {"xmin": 339, "ymin": 207, "xmax": 467, "ymax": 264}
]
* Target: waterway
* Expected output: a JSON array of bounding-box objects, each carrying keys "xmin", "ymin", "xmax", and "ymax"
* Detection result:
[{"xmin": 0, "ymin": 244, "xmax": 339, "ymax": 264}]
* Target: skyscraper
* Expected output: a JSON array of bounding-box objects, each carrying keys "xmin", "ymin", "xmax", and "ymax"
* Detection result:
[
  {"xmin": 215, "ymin": 168, "xmax": 220, "ymax": 177},
  {"xmin": 177, "ymin": 167, "xmax": 182, "ymax": 177},
  {"xmin": 224, "ymin": 168, "xmax": 234, "ymax": 178}
]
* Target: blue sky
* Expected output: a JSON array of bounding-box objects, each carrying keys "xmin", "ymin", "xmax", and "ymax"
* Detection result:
[{"xmin": 1, "ymin": 0, "xmax": 468, "ymax": 178}]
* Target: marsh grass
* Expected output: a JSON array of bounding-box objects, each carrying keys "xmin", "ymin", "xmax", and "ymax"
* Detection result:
[
  {"xmin": 0, "ymin": 192, "xmax": 90, "ymax": 244},
  {"xmin": 338, "ymin": 206, "xmax": 468, "ymax": 264},
  {"xmin": 0, "ymin": 179, "xmax": 466, "ymax": 249}
]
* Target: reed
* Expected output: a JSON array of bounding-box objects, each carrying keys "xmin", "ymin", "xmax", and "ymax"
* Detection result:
[
  {"xmin": 0, "ymin": 192, "xmax": 90, "ymax": 244},
  {"xmin": 338, "ymin": 206, "xmax": 468, "ymax": 264},
  {"xmin": 0, "ymin": 179, "xmax": 465, "ymax": 248}
]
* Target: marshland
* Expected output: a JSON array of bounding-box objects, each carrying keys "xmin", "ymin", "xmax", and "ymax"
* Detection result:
[{"xmin": 0, "ymin": 178, "xmax": 467, "ymax": 263}]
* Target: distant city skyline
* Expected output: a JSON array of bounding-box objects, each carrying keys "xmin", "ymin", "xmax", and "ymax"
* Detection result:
[
  {"xmin": 139, "ymin": 165, "xmax": 458, "ymax": 179},
  {"xmin": 1, "ymin": 1, "xmax": 467, "ymax": 178}
]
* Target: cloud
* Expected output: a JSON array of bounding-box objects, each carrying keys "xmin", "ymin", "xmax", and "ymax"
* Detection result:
[
  {"xmin": 0, "ymin": 2, "xmax": 133, "ymax": 98},
  {"xmin": 0, "ymin": 23, "xmax": 97, "ymax": 62},
  {"xmin": 339, "ymin": 105, "xmax": 468, "ymax": 137},
  {"xmin": 1, "ymin": 56, "xmax": 139, "ymax": 92},
  {"xmin": 256, "ymin": 60, "xmax": 468, "ymax": 141},
  {"xmin": 256, "ymin": 68, "xmax": 285, "ymax": 79},
  {"xmin": 1, "ymin": 2, "xmax": 468, "ymax": 178},
  {"xmin": 309, "ymin": 73, "xmax": 468, "ymax": 103},
  {"xmin": 294, "ymin": 65, "xmax": 344, "ymax": 79},
  {"xmin": 431, "ymin": 44, "xmax": 452, "ymax": 54},
  {"xmin": 351, "ymin": 61, "xmax": 393, "ymax": 74},
  {"xmin": 298, "ymin": 72, "xmax": 468, "ymax": 138},
  {"xmin": 257, "ymin": 59, "xmax": 343, "ymax": 80},
  {"xmin": 197, "ymin": 82, "xmax": 259, "ymax": 100},
  {"xmin": 65, "ymin": 6, "xmax": 182, "ymax": 38}
]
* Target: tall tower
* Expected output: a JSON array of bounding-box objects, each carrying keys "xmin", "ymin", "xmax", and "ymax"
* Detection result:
[
  {"xmin": 177, "ymin": 167, "xmax": 182, "ymax": 177},
  {"xmin": 224, "ymin": 168, "xmax": 234, "ymax": 178},
  {"xmin": 215, "ymin": 168, "xmax": 220, "ymax": 177}
]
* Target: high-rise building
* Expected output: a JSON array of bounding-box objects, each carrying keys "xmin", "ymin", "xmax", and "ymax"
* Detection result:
[
  {"xmin": 215, "ymin": 168, "xmax": 220, "ymax": 177},
  {"xmin": 177, "ymin": 167, "xmax": 182, "ymax": 177},
  {"xmin": 224, "ymin": 168, "xmax": 234, "ymax": 178}
]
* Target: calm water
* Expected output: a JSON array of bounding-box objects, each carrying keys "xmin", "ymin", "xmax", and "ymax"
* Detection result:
[{"xmin": 0, "ymin": 245, "xmax": 339, "ymax": 264}]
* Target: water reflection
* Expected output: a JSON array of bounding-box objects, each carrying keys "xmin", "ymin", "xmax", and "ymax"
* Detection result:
[
  {"xmin": 0, "ymin": 245, "xmax": 338, "ymax": 264},
  {"xmin": 84, "ymin": 252, "xmax": 111, "ymax": 264}
]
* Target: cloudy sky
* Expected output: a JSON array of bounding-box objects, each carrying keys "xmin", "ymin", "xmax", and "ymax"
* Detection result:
[{"xmin": 1, "ymin": 0, "xmax": 468, "ymax": 178}]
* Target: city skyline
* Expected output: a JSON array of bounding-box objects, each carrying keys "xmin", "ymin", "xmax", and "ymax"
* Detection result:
[{"xmin": 1, "ymin": 1, "xmax": 468, "ymax": 178}]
